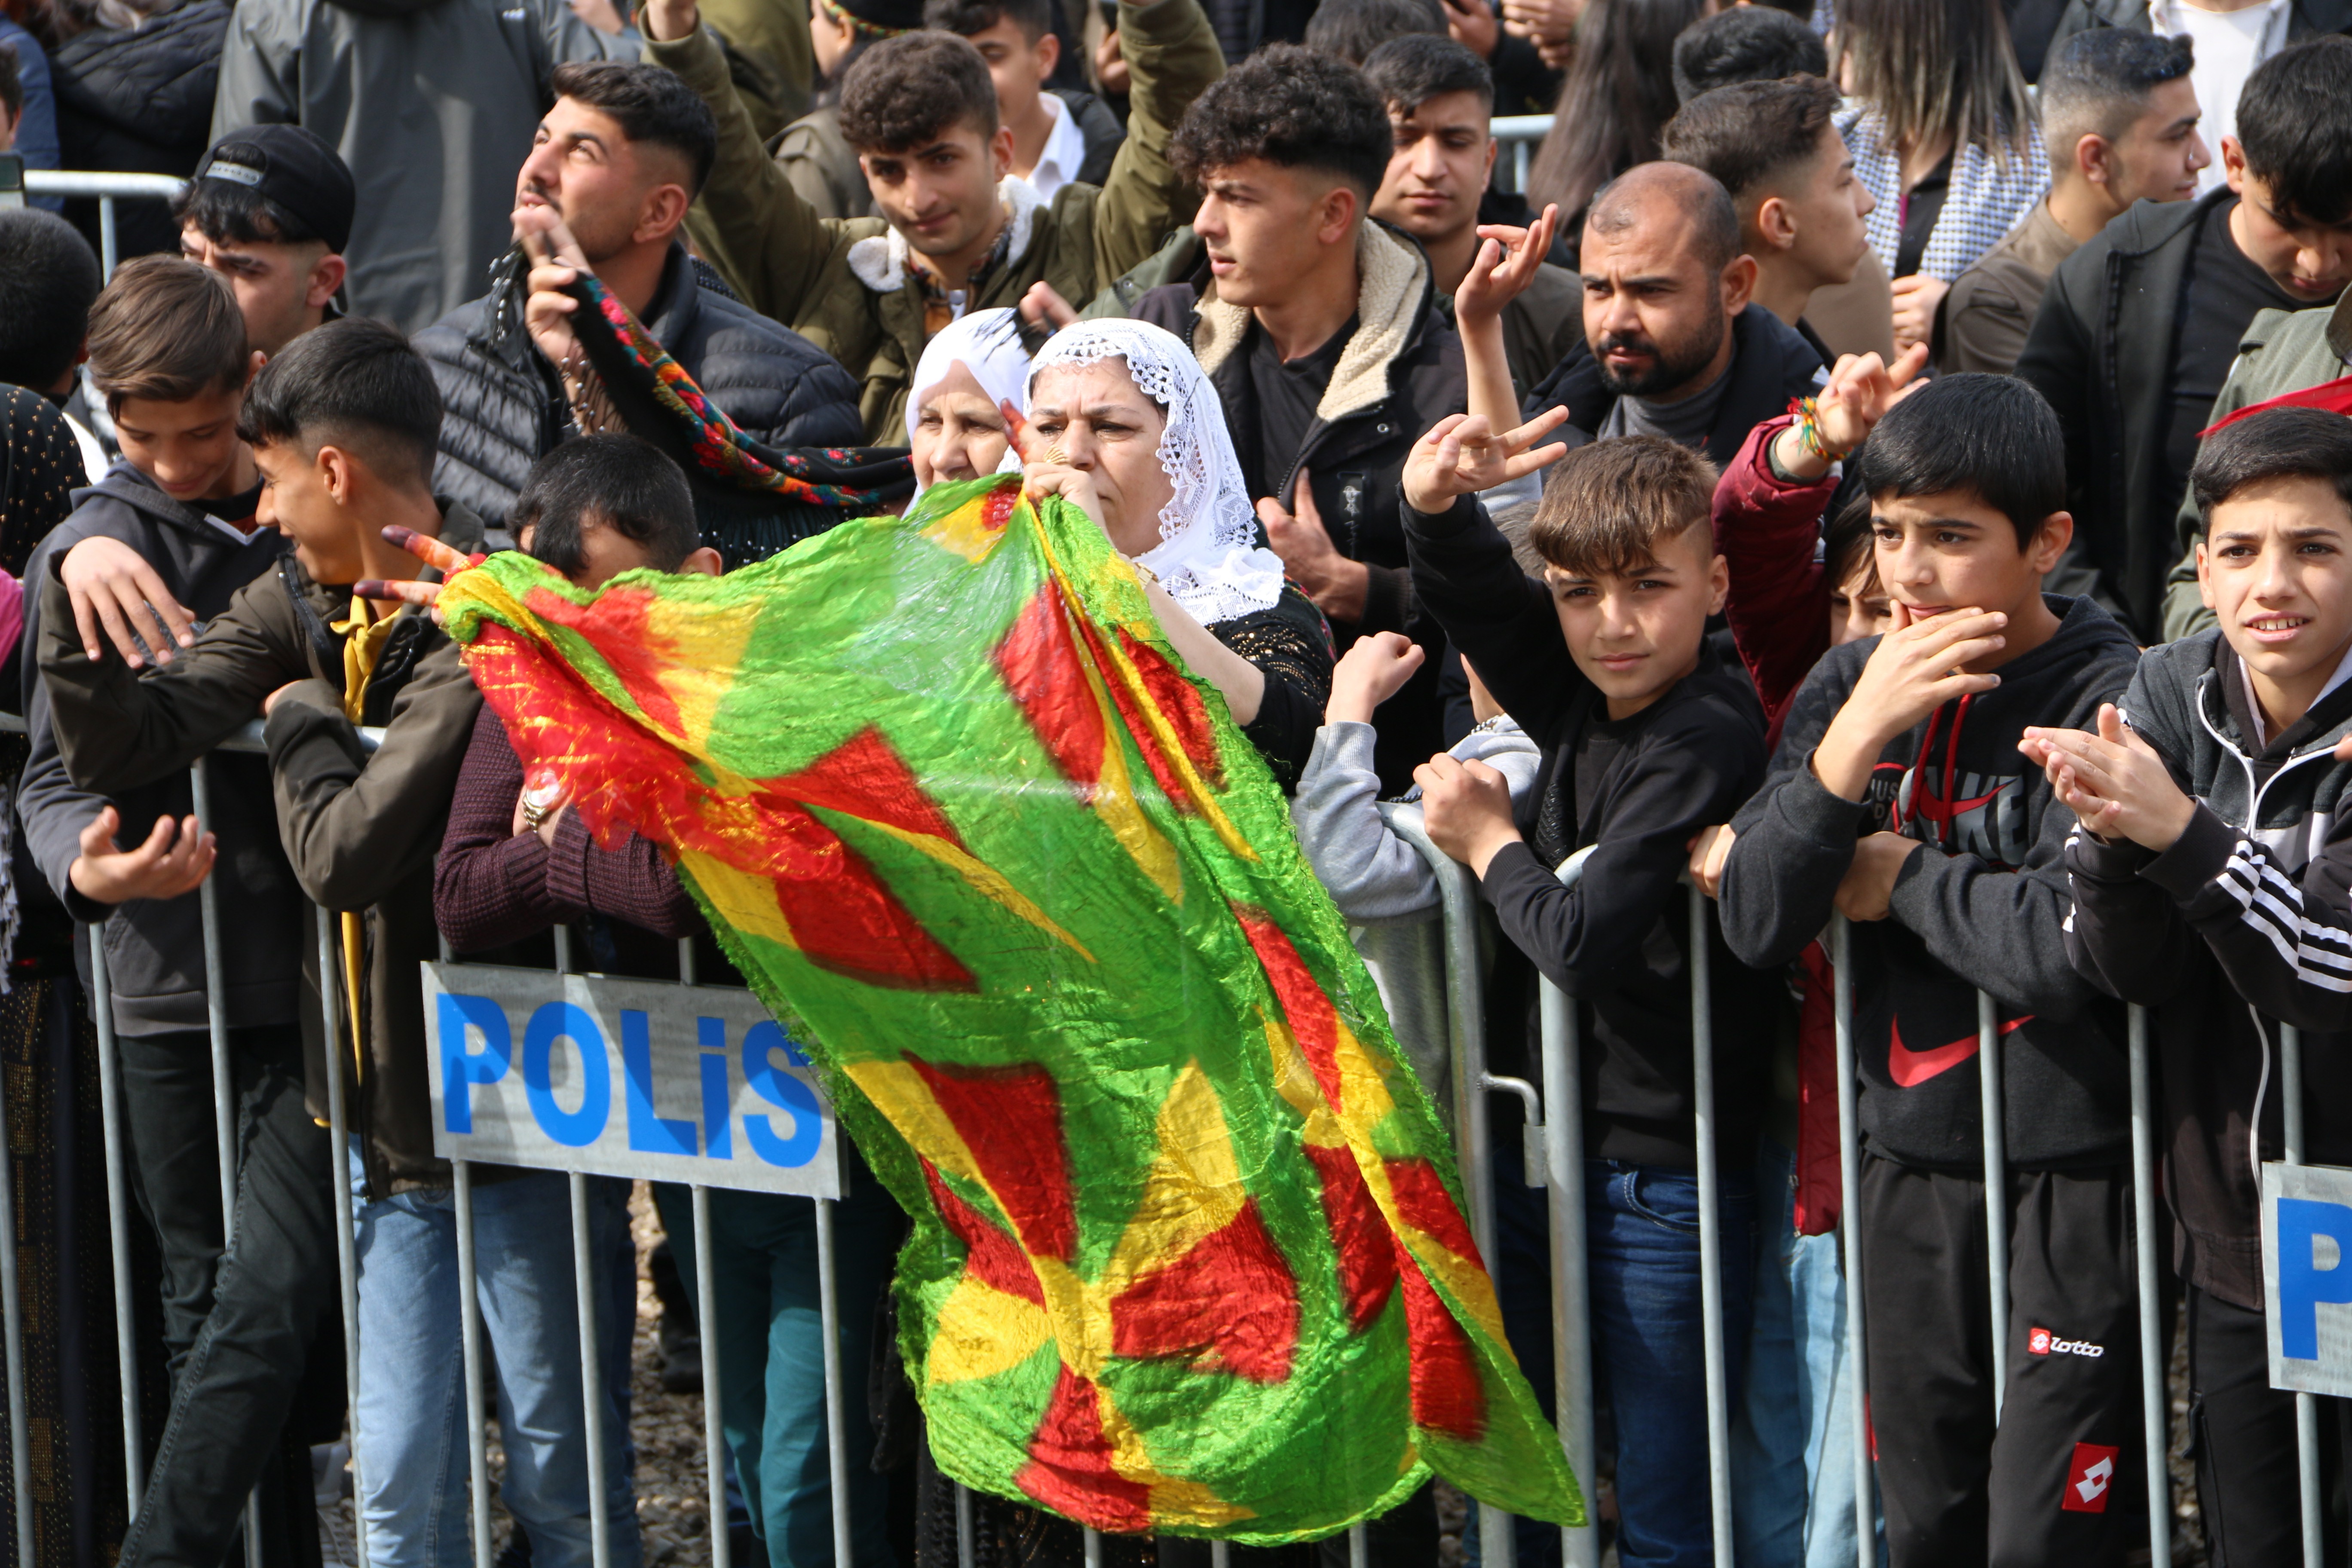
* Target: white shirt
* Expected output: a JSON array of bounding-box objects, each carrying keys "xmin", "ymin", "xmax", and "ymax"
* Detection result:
[
  {"xmin": 2153, "ymin": 0, "xmax": 2292, "ymax": 195},
  {"xmin": 2238, "ymin": 637, "xmax": 2352, "ymax": 750},
  {"xmin": 1022, "ymin": 92, "xmax": 1091, "ymax": 204}
]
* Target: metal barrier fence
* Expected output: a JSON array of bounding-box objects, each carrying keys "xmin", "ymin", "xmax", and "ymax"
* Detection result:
[
  {"xmin": 0, "ymin": 704, "xmax": 2329, "ymax": 1566},
  {"xmin": 1372, "ymin": 800, "xmax": 2340, "ymax": 1568},
  {"xmin": 1490, "ymin": 116, "xmax": 1552, "ymax": 197},
  {"xmin": 22, "ymin": 170, "xmax": 187, "ymax": 277}
]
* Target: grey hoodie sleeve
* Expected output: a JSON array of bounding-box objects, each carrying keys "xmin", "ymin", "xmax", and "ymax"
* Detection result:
[
  {"xmin": 18, "ymin": 662, "xmax": 113, "ymax": 926},
  {"xmin": 16, "ymin": 539, "xmax": 116, "ymax": 925},
  {"xmin": 1292, "ymin": 720, "xmax": 1541, "ymax": 921}
]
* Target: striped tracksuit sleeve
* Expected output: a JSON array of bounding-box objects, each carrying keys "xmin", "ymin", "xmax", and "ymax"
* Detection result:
[{"xmin": 2136, "ymin": 801, "xmax": 2352, "ymax": 1028}]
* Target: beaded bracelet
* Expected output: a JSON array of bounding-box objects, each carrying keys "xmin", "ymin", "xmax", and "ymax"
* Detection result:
[{"xmin": 1786, "ymin": 393, "xmax": 1852, "ymax": 464}]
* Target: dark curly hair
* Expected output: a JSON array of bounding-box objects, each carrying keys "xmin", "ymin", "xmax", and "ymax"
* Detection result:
[
  {"xmin": 839, "ymin": 30, "xmax": 1001, "ymax": 152},
  {"xmin": 1170, "ymin": 44, "xmax": 1392, "ymax": 200}
]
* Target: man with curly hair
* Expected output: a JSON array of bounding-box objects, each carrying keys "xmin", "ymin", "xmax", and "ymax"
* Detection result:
[
  {"xmin": 1135, "ymin": 43, "xmax": 1467, "ymax": 793},
  {"xmin": 638, "ymin": 0, "xmax": 1222, "ymax": 442}
]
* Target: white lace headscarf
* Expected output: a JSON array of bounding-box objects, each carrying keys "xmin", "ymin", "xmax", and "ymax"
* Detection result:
[
  {"xmin": 1026, "ymin": 318, "xmax": 1286, "ymax": 628},
  {"xmin": 907, "ymin": 308, "xmax": 1032, "ymax": 502}
]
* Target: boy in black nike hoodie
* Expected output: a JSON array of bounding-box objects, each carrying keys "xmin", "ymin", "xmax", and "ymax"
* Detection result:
[
  {"xmin": 1716, "ymin": 374, "xmax": 2145, "ymax": 1564},
  {"xmin": 2027, "ymin": 405, "xmax": 2352, "ymax": 1563},
  {"xmin": 1400, "ymin": 418, "xmax": 1776, "ymax": 1566}
]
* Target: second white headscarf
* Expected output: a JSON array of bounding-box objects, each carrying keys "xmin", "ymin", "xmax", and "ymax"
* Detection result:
[{"xmin": 1026, "ymin": 318, "xmax": 1286, "ymax": 629}]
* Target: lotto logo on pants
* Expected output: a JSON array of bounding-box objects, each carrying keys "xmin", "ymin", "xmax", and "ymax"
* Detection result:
[
  {"xmin": 2062, "ymin": 1443, "xmax": 2120, "ymax": 1513},
  {"xmin": 2028, "ymin": 1325, "xmax": 2105, "ymax": 1357}
]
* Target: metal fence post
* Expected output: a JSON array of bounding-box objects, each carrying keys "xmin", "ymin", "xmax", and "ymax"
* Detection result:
[
  {"xmin": 955, "ymin": 1484, "xmax": 976, "ymax": 1568},
  {"xmin": 1831, "ymin": 918, "xmax": 1874, "ymax": 1568},
  {"xmin": 815, "ymin": 1194, "xmax": 853, "ymax": 1568},
  {"xmin": 190, "ymin": 759, "xmax": 268, "ymax": 1568},
  {"xmin": 318, "ymin": 905, "xmax": 370, "ymax": 1568},
  {"xmin": 453, "ymin": 1157, "xmax": 494, "ymax": 1568},
  {"xmin": 23, "ymin": 171, "xmax": 191, "ymax": 277},
  {"xmin": 2125, "ymin": 1006, "xmax": 2170, "ymax": 1567},
  {"xmin": 2279, "ymin": 1022, "xmax": 2324, "ymax": 1568},
  {"xmin": 569, "ymin": 1170, "xmax": 613, "ymax": 1568},
  {"xmin": 1543, "ymin": 849, "xmax": 1598, "ymax": 1568},
  {"xmin": 89, "ymin": 927, "xmax": 145, "ymax": 1516},
  {"xmin": 1382, "ymin": 804, "xmax": 1515, "ymax": 1568},
  {"xmin": 1686, "ymin": 887, "xmax": 1733, "ymax": 1562},
  {"xmin": 1978, "ymin": 991, "xmax": 2009, "ymax": 1422},
  {"xmin": 680, "ymin": 925, "xmax": 733, "ymax": 1568}
]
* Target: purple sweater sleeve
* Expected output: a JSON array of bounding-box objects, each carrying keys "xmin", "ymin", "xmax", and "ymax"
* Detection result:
[{"xmin": 432, "ymin": 707, "xmax": 701, "ymax": 952}]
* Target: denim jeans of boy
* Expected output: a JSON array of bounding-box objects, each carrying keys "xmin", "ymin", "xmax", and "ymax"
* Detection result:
[
  {"xmin": 654, "ymin": 1169, "xmax": 899, "ymax": 1568},
  {"xmin": 115, "ymin": 1023, "xmax": 340, "ymax": 1568},
  {"xmin": 1730, "ymin": 1138, "xmax": 1883, "ymax": 1568},
  {"xmin": 353, "ymin": 1166, "xmax": 640, "ymax": 1568},
  {"xmin": 1589, "ymin": 1158, "xmax": 1756, "ymax": 1568}
]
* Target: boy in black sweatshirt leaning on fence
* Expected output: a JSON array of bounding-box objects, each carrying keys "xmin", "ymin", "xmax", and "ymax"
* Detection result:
[
  {"xmin": 1399, "ymin": 411, "xmax": 1776, "ymax": 1567},
  {"xmin": 2024, "ymin": 405, "xmax": 2352, "ymax": 1564},
  {"xmin": 1717, "ymin": 373, "xmax": 2146, "ymax": 1564},
  {"xmin": 15, "ymin": 254, "xmax": 336, "ymax": 1568}
]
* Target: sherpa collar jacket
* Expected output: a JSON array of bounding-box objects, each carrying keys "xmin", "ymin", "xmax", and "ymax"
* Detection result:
[
  {"xmin": 1132, "ymin": 219, "xmax": 1468, "ymax": 792},
  {"xmin": 39, "ymin": 505, "xmax": 488, "ymax": 1198}
]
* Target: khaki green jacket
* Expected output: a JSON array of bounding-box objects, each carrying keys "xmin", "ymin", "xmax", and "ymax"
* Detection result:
[
  {"xmin": 2159, "ymin": 290, "xmax": 2352, "ymax": 640},
  {"xmin": 647, "ymin": 0, "xmax": 1222, "ymax": 443}
]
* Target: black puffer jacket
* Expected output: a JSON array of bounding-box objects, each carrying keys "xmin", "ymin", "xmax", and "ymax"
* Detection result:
[
  {"xmin": 49, "ymin": 0, "xmax": 228, "ymax": 262},
  {"xmin": 416, "ymin": 242, "xmax": 866, "ymax": 542}
]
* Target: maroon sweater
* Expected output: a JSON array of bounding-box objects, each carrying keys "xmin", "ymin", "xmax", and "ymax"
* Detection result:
[{"xmin": 433, "ymin": 705, "xmax": 701, "ymax": 952}]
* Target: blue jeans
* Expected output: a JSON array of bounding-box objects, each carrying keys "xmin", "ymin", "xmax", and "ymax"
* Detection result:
[
  {"xmin": 352, "ymin": 1165, "xmax": 641, "ymax": 1568},
  {"xmin": 1730, "ymin": 1139, "xmax": 1883, "ymax": 1568},
  {"xmin": 1589, "ymin": 1158, "xmax": 1756, "ymax": 1568},
  {"xmin": 654, "ymin": 1165, "xmax": 900, "ymax": 1568}
]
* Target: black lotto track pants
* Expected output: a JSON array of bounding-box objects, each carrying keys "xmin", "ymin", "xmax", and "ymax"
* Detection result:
[
  {"xmin": 1860, "ymin": 1155, "xmax": 2146, "ymax": 1568},
  {"xmin": 2187, "ymin": 1280, "xmax": 2352, "ymax": 1566}
]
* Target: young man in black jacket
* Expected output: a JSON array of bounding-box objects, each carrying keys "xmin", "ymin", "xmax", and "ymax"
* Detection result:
[
  {"xmin": 2027, "ymin": 405, "xmax": 2352, "ymax": 1564},
  {"xmin": 416, "ymin": 58, "xmax": 864, "ymax": 549},
  {"xmin": 1134, "ymin": 45, "xmax": 1467, "ymax": 792},
  {"xmin": 1402, "ymin": 418, "xmax": 1776, "ymax": 1568},
  {"xmin": 1717, "ymin": 374, "xmax": 2146, "ymax": 1564},
  {"xmin": 2015, "ymin": 34, "xmax": 2352, "ymax": 642}
]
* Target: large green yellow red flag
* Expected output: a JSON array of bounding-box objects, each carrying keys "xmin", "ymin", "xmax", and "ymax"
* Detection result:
[{"xmin": 436, "ymin": 474, "xmax": 1583, "ymax": 1543}]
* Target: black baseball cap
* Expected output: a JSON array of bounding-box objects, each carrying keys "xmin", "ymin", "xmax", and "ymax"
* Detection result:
[{"xmin": 192, "ymin": 125, "xmax": 357, "ymax": 254}]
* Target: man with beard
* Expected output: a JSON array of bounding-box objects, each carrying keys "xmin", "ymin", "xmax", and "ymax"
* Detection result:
[
  {"xmin": 1525, "ymin": 160, "xmax": 1826, "ymax": 469},
  {"xmin": 416, "ymin": 60, "xmax": 864, "ymax": 551}
]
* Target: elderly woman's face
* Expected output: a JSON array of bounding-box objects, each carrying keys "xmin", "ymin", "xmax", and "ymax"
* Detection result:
[
  {"xmin": 1029, "ymin": 358, "xmax": 1173, "ymax": 557},
  {"xmin": 911, "ymin": 360, "xmax": 1012, "ymax": 488}
]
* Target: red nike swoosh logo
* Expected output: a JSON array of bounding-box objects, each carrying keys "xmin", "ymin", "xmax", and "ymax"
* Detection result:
[{"xmin": 1887, "ymin": 1014, "xmax": 2033, "ymax": 1087}]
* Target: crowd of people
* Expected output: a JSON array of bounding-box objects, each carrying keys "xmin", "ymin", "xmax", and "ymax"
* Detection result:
[{"xmin": 3, "ymin": 0, "xmax": 2352, "ymax": 1561}]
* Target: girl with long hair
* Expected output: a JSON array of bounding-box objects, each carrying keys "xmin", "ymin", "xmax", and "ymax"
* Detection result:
[{"xmin": 1523, "ymin": 0, "xmax": 1714, "ymax": 230}]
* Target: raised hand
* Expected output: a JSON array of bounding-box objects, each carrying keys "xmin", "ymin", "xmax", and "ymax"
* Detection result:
[
  {"xmin": 1773, "ymin": 341, "xmax": 1930, "ymax": 481},
  {"xmin": 1256, "ymin": 469, "xmax": 1372, "ymax": 623},
  {"xmin": 1454, "ymin": 205, "xmax": 1560, "ymax": 330},
  {"xmin": 1019, "ymin": 281, "xmax": 1078, "ymax": 335},
  {"xmin": 1401, "ymin": 409, "xmax": 1572, "ymax": 516},
  {"xmin": 513, "ymin": 205, "xmax": 599, "ymax": 371},
  {"xmin": 1326, "ymin": 631, "xmax": 1426, "ymax": 725},
  {"xmin": 62, "ymin": 534, "xmax": 198, "ymax": 668}
]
